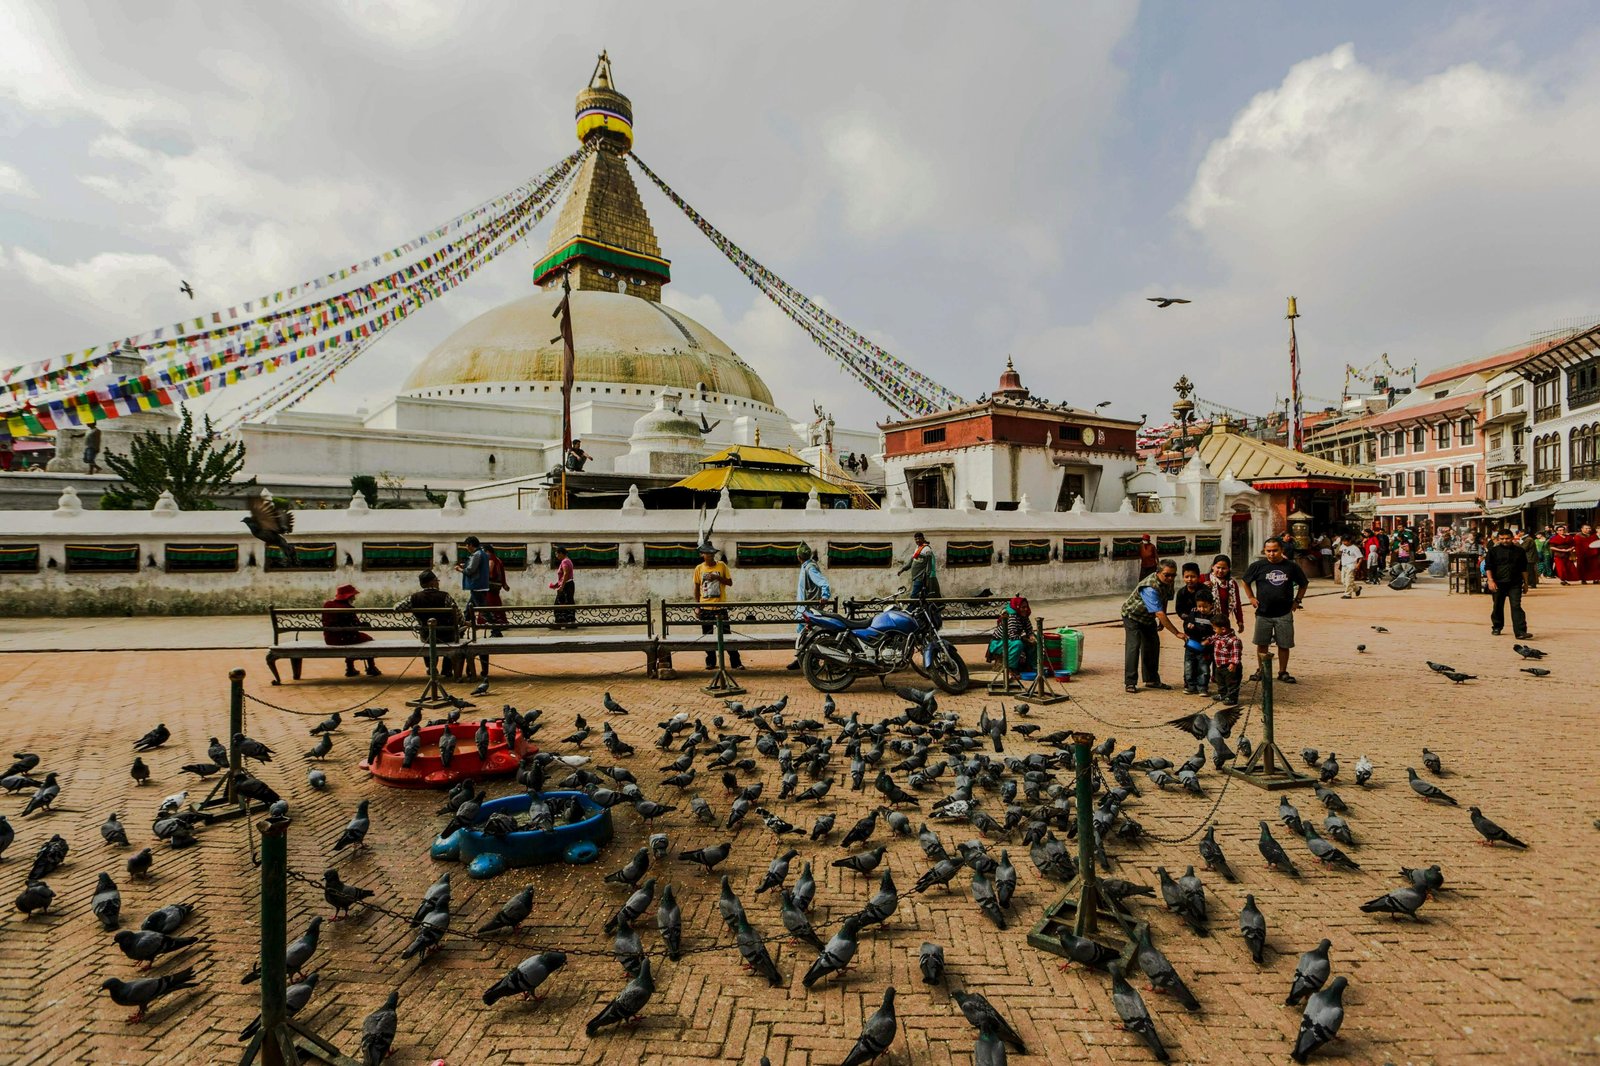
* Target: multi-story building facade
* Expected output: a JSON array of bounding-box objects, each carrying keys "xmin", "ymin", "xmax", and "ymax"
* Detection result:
[
  {"xmin": 1512, "ymin": 321, "xmax": 1600, "ymax": 528},
  {"xmin": 1481, "ymin": 366, "xmax": 1532, "ymax": 521}
]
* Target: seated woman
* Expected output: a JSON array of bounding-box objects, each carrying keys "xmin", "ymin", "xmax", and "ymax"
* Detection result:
[
  {"xmin": 986, "ymin": 596, "xmax": 1035, "ymax": 679},
  {"xmin": 322, "ymin": 584, "xmax": 380, "ymax": 677}
]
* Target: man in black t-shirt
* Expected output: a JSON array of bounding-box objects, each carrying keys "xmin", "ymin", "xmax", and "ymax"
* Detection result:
[
  {"xmin": 1243, "ymin": 537, "xmax": 1309, "ymax": 683},
  {"xmin": 1483, "ymin": 528, "xmax": 1530, "ymax": 638}
]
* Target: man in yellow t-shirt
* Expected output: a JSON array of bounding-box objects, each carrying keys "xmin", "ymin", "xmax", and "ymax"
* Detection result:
[{"xmin": 693, "ymin": 543, "xmax": 742, "ymax": 670}]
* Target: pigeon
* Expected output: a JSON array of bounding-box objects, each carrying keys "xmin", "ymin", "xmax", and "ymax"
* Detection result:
[
  {"xmin": 309, "ymin": 712, "xmax": 341, "ymax": 736},
  {"xmin": 605, "ymin": 878, "xmax": 657, "ymax": 935},
  {"xmin": 1371, "ymin": 626, "xmax": 1388, "ymax": 632},
  {"xmin": 127, "ymin": 847, "xmax": 153, "ymax": 879},
  {"xmin": 856, "ymin": 869, "xmax": 899, "ymax": 927},
  {"xmin": 1302, "ymin": 825, "xmax": 1360, "ymax": 870},
  {"xmin": 1400, "ymin": 864, "xmax": 1445, "ymax": 894},
  {"xmin": 1323, "ymin": 813, "xmax": 1354, "ymax": 846},
  {"xmin": 919, "ymin": 941, "xmax": 945, "ymax": 985},
  {"xmin": 141, "ymin": 902, "xmax": 195, "ymax": 935},
  {"xmin": 243, "ymin": 495, "xmax": 297, "ymax": 565},
  {"xmin": 101, "ymin": 812, "xmax": 130, "ymax": 847},
  {"xmin": 234, "ymin": 733, "xmax": 274, "ymax": 764},
  {"xmin": 1521, "ymin": 667, "xmax": 1551, "ymax": 677},
  {"xmin": 239, "ymin": 973, "xmax": 319, "ymax": 1042},
  {"xmin": 1469, "ymin": 807, "xmax": 1528, "ymax": 848},
  {"xmin": 308, "ymin": 768, "xmax": 327, "ymax": 790},
  {"xmin": 606, "ymin": 847, "xmax": 651, "ymax": 888},
  {"xmin": 603, "ymin": 692, "xmax": 629, "ymax": 715},
  {"xmin": 205, "ymin": 737, "xmax": 229, "ymax": 767},
  {"xmin": 401, "ymin": 728, "xmax": 422, "ymax": 769},
  {"xmin": 411, "ymin": 873, "xmax": 452, "ymax": 924},
  {"xmin": 657, "ymin": 884, "xmax": 683, "ymax": 959},
  {"xmin": 1198, "ymin": 826, "xmax": 1235, "ymax": 882},
  {"xmin": 1239, "ymin": 894, "xmax": 1266, "ymax": 964},
  {"xmin": 1286, "ymin": 939, "xmax": 1331, "ymax": 1005},
  {"xmin": 1258, "ymin": 821, "xmax": 1300, "ymax": 876},
  {"xmin": 100, "ymin": 966, "xmax": 199, "ymax": 1023},
  {"xmin": 359, "ymin": 991, "xmax": 400, "ymax": 1064},
  {"xmin": 952, "ymin": 989, "xmax": 1026, "ymax": 1053},
  {"xmin": 1176, "ymin": 866, "xmax": 1209, "ymax": 930},
  {"xmin": 690, "ymin": 797, "xmax": 716, "ymax": 825},
  {"xmin": 1354, "ymin": 755, "xmax": 1373, "ymax": 787},
  {"xmin": 21, "ymin": 772, "xmax": 59, "ymax": 816},
  {"xmin": 1422, "ymin": 748, "xmax": 1444, "ymax": 775},
  {"xmin": 842, "ymin": 987, "xmax": 897, "ymax": 1066},
  {"xmin": 793, "ymin": 862, "xmax": 816, "ymax": 912},
  {"xmin": 1134, "ymin": 926, "xmax": 1200, "ymax": 1010},
  {"xmin": 1407, "ymin": 768, "xmax": 1456, "ymax": 805},
  {"xmin": 131, "ymin": 757, "xmax": 151, "ymax": 786},
  {"xmin": 633, "ymin": 799, "xmax": 676, "ymax": 821},
  {"xmin": 475, "ymin": 720, "xmax": 491, "ymax": 763},
  {"xmin": 841, "ymin": 808, "xmax": 880, "ymax": 848},
  {"xmin": 1, "ymin": 773, "xmax": 42, "ymax": 793},
  {"xmin": 586, "ymin": 957, "xmax": 655, "ymax": 1035},
  {"xmin": 972, "ymin": 869, "xmax": 1007, "ymax": 928},
  {"xmin": 833, "ymin": 845, "xmax": 886, "ymax": 876},
  {"xmin": 810, "ymin": 813, "xmax": 836, "ymax": 841},
  {"xmin": 1108, "ymin": 961, "xmax": 1169, "ymax": 1062},
  {"xmin": 1442, "ymin": 672, "xmax": 1476, "ymax": 684},
  {"xmin": 470, "ymin": 680, "xmax": 490, "ymax": 697},
  {"xmin": 1425, "ymin": 661, "xmax": 1453, "ymax": 673},
  {"xmin": 1147, "ymin": 296, "xmax": 1191, "ymax": 308},
  {"xmin": 717, "ymin": 876, "xmax": 746, "ymax": 931},
  {"xmin": 975, "ymin": 1031, "xmax": 1009, "ymax": 1066},
  {"xmin": 479, "ymin": 884, "xmax": 535, "ymax": 933},
  {"xmin": 1290, "ymin": 975, "xmax": 1348, "ymax": 1063},
  {"xmin": 28, "ymin": 833, "xmax": 68, "ymax": 880},
  {"xmin": 1512, "ymin": 643, "xmax": 1545, "ymax": 659},
  {"xmin": 4, "ymin": 752, "xmax": 40, "ymax": 777},
  {"xmin": 114, "ymin": 929, "xmax": 198, "ymax": 969},
  {"xmin": 242, "ymin": 916, "xmax": 322, "ymax": 983},
  {"xmin": 679, "ymin": 841, "xmax": 731, "ymax": 874},
  {"xmin": 780, "ymin": 888, "xmax": 823, "ymax": 949},
  {"xmin": 1318, "ymin": 752, "xmax": 1339, "ymax": 782},
  {"xmin": 92, "ymin": 872, "xmax": 122, "ymax": 930},
  {"xmin": 437, "ymin": 730, "xmax": 457, "ymax": 769},
  {"xmin": 333, "ymin": 800, "xmax": 371, "ymax": 851},
  {"xmin": 1360, "ymin": 885, "xmax": 1427, "ymax": 921},
  {"xmin": 735, "ymin": 914, "xmax": 782, "ymax": 986},
  {"xmin": 1279, "ymin": 797, "xmax": 1305, "ymax": 835},
  {"xmin": 483, "ymin": 951, "xmax": 567, "ymax": 1005},
  {"xmin": 803, "ymin": 914, "xmax": 863, "ymax": 987},
  {"xmin": 918, "ymin": 824, "xmax": 949, "ymax": 861},
  {"xmin": 306, "ymin": 734, "xmax": 333, "ymax": 761},
  {"xmin": 401, "ymin": 906, "xmax": 449, "ymax": 960},
  {"xmin": 755, "ymin": 849, "xmax": 799, "ymax": 894},
  {"xmin": 995, "ymin": 850, "xmax": 1017, "ymax": 909},
  {"xmin": 1056, "ymin": 932, "xmax": 1121, "ymax": 971},
  {"xmin": 15, "ymin": 878, "xmax": 54, "ymax": 915},
  {"xmin": 133, "ymin": 724, "xmax": 171, "ymax": 752},
  {"xmin": 612, "ymin": 916, "xmax": 644, "ymax": 976}
]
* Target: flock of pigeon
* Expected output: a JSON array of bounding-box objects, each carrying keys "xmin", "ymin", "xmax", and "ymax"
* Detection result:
[{"xmin": 1, "ymin": 635, "xmax": 1540, "ymax": 1064}]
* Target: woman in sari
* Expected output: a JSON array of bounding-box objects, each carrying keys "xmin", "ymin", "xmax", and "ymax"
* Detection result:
[
  {"xmin": 1549, "ymin": 524, "xmax": 1579, "ymax": 585},
  {"xmin": 987, "ymin": 596, "xmax": 1035, "ymax": 679}
]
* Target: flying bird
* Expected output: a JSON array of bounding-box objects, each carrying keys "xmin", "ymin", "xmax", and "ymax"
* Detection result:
[
  {"xmin": 179, "ymin": 280, "xmax": 194, "ymax": 299},
  {"xmin": 1146, "ymin": 297, "xmax": 1191, "ymax": 308},
  {"xmin": 242, "ymin": 496, "xmax": 297, "ymax": 565}
]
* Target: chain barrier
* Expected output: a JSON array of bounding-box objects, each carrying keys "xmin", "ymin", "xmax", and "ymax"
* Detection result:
[
  {"xmin": 242, "ymin": 660, "xmax": 420, "ymax": 718},
  {"xmin": 280, "ymin": 865, "xmax": 921, "ymax": 961}
]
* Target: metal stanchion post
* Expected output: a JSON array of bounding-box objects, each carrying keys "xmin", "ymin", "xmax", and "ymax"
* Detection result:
[
  {"xmin": 703, "ymin": 615, "xmax": 745, "ymax": 697},
  {"xmin": 407, "ymin": 619, "xmax": 463, "ymax": 710},
  {"xmin": 1226, "ymin": 661, "xmax": 1312, "ymax": 790},
  {"xmin": 202, "ymin": 669, "xmax": 251, "ymax": 818},
  {"xmin": 1019, "ymin": 616, "xmax": 1067, "ymax": 705}
]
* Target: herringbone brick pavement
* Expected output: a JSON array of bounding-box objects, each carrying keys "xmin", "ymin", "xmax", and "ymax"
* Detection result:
[{"xmin": 0, "ymin": 581, "xmax": 1596, "ymax": 1064}]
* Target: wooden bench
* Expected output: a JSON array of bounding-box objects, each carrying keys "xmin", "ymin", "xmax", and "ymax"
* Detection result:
[
  {"xmin": 655, "ymin": 599, "xmax": 838, "ymax": 667},
  {"xmin": 468, "ymin": 602, "xmax": 657, "ymax": 675},
  {"xmin": 265, "ymin": 606, "xmax": 470, "ymax": 684}
]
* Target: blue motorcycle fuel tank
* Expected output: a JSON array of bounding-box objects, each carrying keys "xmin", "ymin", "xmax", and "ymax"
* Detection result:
[{"xmin": 869, "ymin": 610, "xmax": 919, "ymax": 634}]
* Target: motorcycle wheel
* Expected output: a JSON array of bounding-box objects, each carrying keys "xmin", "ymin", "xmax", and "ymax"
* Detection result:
[
  {"xmin": 802, "ymin": 644, "xmax": 857, "ymax": 693},
  {"xmin": 907, "ymin": 641, "xmax": 932, "ymax": 678},
  {"xmin": 927, "ymin": 641, "xmax": 970, "ymax": 694}
]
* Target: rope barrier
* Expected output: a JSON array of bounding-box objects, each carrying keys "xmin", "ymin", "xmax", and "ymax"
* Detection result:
[{"xmin": 241, "ymin": 659, "xmax": 419, "ymax": 717}]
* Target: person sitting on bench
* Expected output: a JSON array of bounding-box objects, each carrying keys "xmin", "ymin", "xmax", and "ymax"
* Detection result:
[
  {"xmin": 395, "ymin": 569, "xmax": 466, "ymax": 678},
  {"xmin": 321, "ymin": 583, "xmax": 380, "ymax": 677}
]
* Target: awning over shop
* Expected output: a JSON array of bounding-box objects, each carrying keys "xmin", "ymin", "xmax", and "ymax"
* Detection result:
[
  {"xmin": 1551, "ymin": 480, "xmax": 1600, "ymax": 510},
  {"xmin": 1484, "ymin": 486, "xmax": 1559, "ymax": 518}
]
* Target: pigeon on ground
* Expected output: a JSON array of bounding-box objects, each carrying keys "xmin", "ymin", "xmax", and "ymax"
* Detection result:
[
  {"xmin": 234, "ymin": 733, "xmax": 274, "ymax": 764},
  {"xmin": 1134, "ymin": 925, "xmax": 1200, "ymax": 1010},
  {"xmin": 1360, "ymin": 885, "xmax": 1427, "ymax": 921},
  {"xmin": 1108, "ymin": 961, "xmax": 1169, "ymax": 1061},
  {"xmin": 972, "ymin": 870, "xmax": 1007, "ymax": 928},
  {"xmin": 1323, "ymin": 813, "xmax": 1354, "ymax": 846},
  {"xmin": 803, "ymin": 914, "xmax": 863, "ymax": 987},
  {"xmin": 1442, "ymin": 672, "xmax": 1476, "ymax": 684},
  {"xmin": 919, "ymin": 942, "xmax": 945, "ymax": 985},
  {"xmin": 1302, "ymin": 825, "xmax": 1360, "ymax": 870},
  {"xmin": 1198, "ymin": 826, "xmax": 1236, "ymax": 881},
  {"xmin": 679, "ymin": 841, "xmax": 731, "ymax": 874},
  {"xmin": 28, "ymin": 834, "xmax": 68, "ymax": 880},
  {"xmin": 810, "ymin": 813, "xmax": 836, "ymax": 841},
  {"xmin": 1057, "ymin": 932, "xmax": 1121, "ymax": 971},
  {"xmin": 735, "ymin": 914, "xmax": 783, "ymax": 986},
  {"xmin": 114, "ymin": 929, "xmax": 198, "ymax": 969},
  {"xmin": 780, "ymin": 888, "xmax": 823, "ymax": 949},
  {"xmin": 841, "ymin": 809, "xmax": 880, "ymax": 848},
  {"xmin": 833, "ymin": 845, "xmax": 887, "ymax": 876},
  {"xmin": 470, "ymin": 680, "xmax": 490, "ymax": 697},
  {"xmin": 306, "ymin": 734, "xmax": 333, "ymax": 761},
  {"xmin": 411, "ymin": 873, "xmax": 452, "ymax": 925},
  {"xmin": 92, "ymin": 872, "xmax": 122, "ymax": 930},
  {"xmin": 1318, "ymin": 753, "xmax": 1339, "ymax": 782},
  {"xmin": 131, "ymin": 757, "xmax": 150, "ymax": 786},
  {"xmin": 1291, "ymin": 976, "xmax": 1348, "ymax": 1063},
  {"xmin": 479, "ymin": 884, "xmax": 536, "ymax": 933},
  {"xmin": 690, "ymin": 797, "xmax": 716, "ymax": 825},
  {"xmin": 1279, "ymin": 797, "xmax": 1305, "ymax": 835},
  {"xmin": 586, "ymin": 957, "xmax": 655, "ymax": 1035},
  {"xmin": 1521, "ymin": 667, "xmax": 1551, "ymax": 677},
  {"xmin": 1407, "ymin": 768, "xmax": 1456, "ymax": 804},
  {"xmin": 1422, "ymin": 748, "xmax": 1444, "ymax": 775},
  {"xmin": 604, "ymin": 878, "xmax": 657, "ymax": 936},
  {"xmin": 401, "ymin": 907, "xmax": 449, "ymax": 960},
  {"xmin": 101, "ymin": 812, "xmax": 130, "ymax": 847},
  {"xmin": 483, "ymin": 951, "xmax": 567, "ymax": 1004},
  {"xmin": 1354, "ymin": 755, "xmax": 1373, "ymax": 787},
  {"xmin": 241, "ymin": 916, "xmax": 322, "ymax": 983},
  {"xmin": 1371, "ymin": 626, "xmax": 1388, "ymax": 633},
  {"xmin": 793, "ymin": 862, "xmax": 816, "ymax": 912},
  {"xmin": 133, "ymin": 724, "xmax": 170, "ymax": 752},
  {"xmin": 127, "ymin": 847, "xmax": 153, "ymax": 879},
  {"xmin": 1258, "ymin": 821, "xmax": 1300, "ymax": 876},
  {"xmin": 359, "ymin": 991, "xmax": 400, "ymax": 1064},
  {"xmin": 239, "ymin": 973, "xmax": 319, "ymax": 1041},
  {"xmin": 1469, "ymin": 807, "xmax": 1528, "ymax": 848},
  {"xmin": 953, "ymin": 989, "xmax": 1026, "ymax": 1053},
  {"xmin": 308, "ymin": 768, "xmax": 327, "ymax": 791},
  {"xmin": 1239, "ymin": 894, "xmax": 1266, "ymax": 964},
  {"xmin": 1285, "ymin": 940, "xmax": 1331, "ymax": 1005},
  {"xmin": 142, "ymin": 902, "xmax": 195, "ymax": 935},
  {"xmin": 657, "ymin": 884, "xmax": 682, "ymax": 959},
  {"xmin": 1512, "ymin": 644, "xmax": 1545, "ymax": 659},
  {"xmin": 606, "ymin": 847, "xmax": 651, "ymax": 888},
  {"xmin": 842, "ymin": 987, "xmax": 898, "ymax": 1066},
  {"xmin": 1400, "ymin": 864, "xmax": 1444, "ymax": 894},
  {"xmin": 856, "ymin": 869, "xmax": 899, "ymax": 927},
  {"xmin": 21, "ymin": 772, "xmax": 59, "ymax": 816},
  {"xmin": 100, "ymin": 966, "xmax": 199, "ymax": 1023},
  {"xmin": 16, "ymin": 879, "xmax": 54, "ymax": 915},
  {"xmin": 332, "ymin": 800, "xmax": 372, "ymax": 852},
  {"xmin": 717, "ymin": 876, "xmax": 746, "ymax": 931},
  {"xmin": 603, "ymin": 692, "xmax": 629, "ymax": 715}
]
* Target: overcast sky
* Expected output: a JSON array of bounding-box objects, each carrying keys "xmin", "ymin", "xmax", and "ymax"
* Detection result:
[{"xmin": 4, "ymin": 1, "xmax": 1599, "ymax": 432}]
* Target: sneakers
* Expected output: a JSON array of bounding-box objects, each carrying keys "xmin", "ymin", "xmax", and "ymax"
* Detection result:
[
  {"xmin": 1145, "ymin": 681, "xmax": 1172, "ymax": 691},
  {"xmin": 1183, "ymin": 686, "xmax": 1198, "ymax": 695},
  {"xmin": 1491, "ymin": 629, "xmax": 1502, "ymax": 636},
  {"xmin": 1514, "ymin": 632, "xmax": 1532, "ymax": 640}
]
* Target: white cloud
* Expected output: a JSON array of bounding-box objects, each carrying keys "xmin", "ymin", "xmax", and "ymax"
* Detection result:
[
  {"xmin": 0, "ymin": 162, "xmax": 36, "ymax": 197},
  {"xmin": 820, "ymin": 111, "xmax": 937, "ymax": 237}
]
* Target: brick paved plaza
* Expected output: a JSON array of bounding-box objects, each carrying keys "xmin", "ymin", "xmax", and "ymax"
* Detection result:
[{"xmin": 1, "ymin": 580, "xmax": 1596, "ymax": 1065}]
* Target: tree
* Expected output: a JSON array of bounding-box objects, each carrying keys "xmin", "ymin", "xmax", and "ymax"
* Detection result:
[{"xmin": 101, "ymin": 407, "xmax": 252, "ymax": 510}]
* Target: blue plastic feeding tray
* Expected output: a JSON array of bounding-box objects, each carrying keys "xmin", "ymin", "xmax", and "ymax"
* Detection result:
[{"xmin": 430, "ymin": 790, "xmax": 613, "ymax": 879}]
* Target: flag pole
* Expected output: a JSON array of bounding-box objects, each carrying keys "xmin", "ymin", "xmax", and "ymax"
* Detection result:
[
  {"xmin": 1286, "ymin": 296, "xmax": 1303, "ymax": 451},
  {"xmin": 552, "ymin": 266, "xmax": 575, "ymax": 510}
]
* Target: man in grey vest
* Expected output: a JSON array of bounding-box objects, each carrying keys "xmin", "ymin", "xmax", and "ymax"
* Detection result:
[{"xmin": 1120, "ymin": 559, "xmax": 1182, "ymax": 693}]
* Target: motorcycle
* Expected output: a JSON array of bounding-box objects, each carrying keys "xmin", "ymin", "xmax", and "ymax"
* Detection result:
[{"xmin": 797, "ymin": 595, "xmax": 969, "ymax": 694}]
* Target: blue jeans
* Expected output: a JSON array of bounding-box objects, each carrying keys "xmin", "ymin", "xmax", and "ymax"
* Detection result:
[{"xmin": 1184, "ymin": 647, "xmax": 1211, "ymax": 691}]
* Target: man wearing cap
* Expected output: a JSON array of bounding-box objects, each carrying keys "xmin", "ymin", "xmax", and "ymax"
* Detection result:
[
  {"xmin": 1120, "ymin": 558, "xmax": 1182, "ymax": 693},
  {"xmin": 321, "ymin": 583, "xmax": 379, "ymax": 677},
  {"xmin": 1137, "ymin": 533, "xmax": 1159, "ymax": 579},
  {"xmin": 789, "ymin": 545, "xmax": 832, "ymax": 670},
  {"xmin": 395, "ymin": 569, "xmax": 466, "ymax": 677},
  {"xmin": 694, "ymin": 543, "xmax": 742, "ymax": 671}
]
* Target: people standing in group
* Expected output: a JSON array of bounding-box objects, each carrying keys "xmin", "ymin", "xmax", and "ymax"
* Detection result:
[
  {"xmin": 1242, "ymin": 537, "xmax": 1309, "ymax": 684},
  {"xmin": 1136, "ymin": 533, "xmax": 1159, "ymax": 579},
  {"xmin": 898, "ymin": 532, "xmax": 941, "ymax": 600},
  {"xmin": 1579, "ymin": 523, "xmax": 1600, "ymax": 585},
  {"xmin": 1484, "ymin": 528, "xmax": 1532, "ymax": 638},
  {"xmin": 788, "ymin": 545, "xmax": 831, "ymax": 671},
  {"xmin": 1549, "ymin": 524, "xmax": 1579, "ymax": 585},
  {"xmin": 1181, "ymin": 586, "xmax": 1216, "ymax": 696},
  {"xmin": 457, "ymin": 536, "xmax": 491, "ymax": 617},
  {"xmin": 1207, "ymin": 554, "xmax": 1246, "ymax": 632},
  {"xmin": 694, "ymin": 542, "xmax": 742, "ymax": 671},
  {"xmin": 82, "ymin": 423, "xmax": 102, "ymax": 475},
  {"xmin": 549, "ymin": 545, "xmax": 576, "ymax": 628},
  {"xmin": 1337, "ymin": 534, "xmax": 1364, "ymax": 599},
  {"xmin": 1362, "ymin": 525, "xmax": 1387, "ymax": 584},
  {"xmin": 320, "ymin": 583, "xmax": 379, "ymax": 677},
  {"xmin": 479, "ymin": 542, "xmax": 509, "ymax": 637},
  {"xmin": 1120, "ymin": 559, "xmax": 1182, "ymax": 694},
  {"xmin": 1516, "ymin": 530, "xmax": 1540, "ymax": 590}
]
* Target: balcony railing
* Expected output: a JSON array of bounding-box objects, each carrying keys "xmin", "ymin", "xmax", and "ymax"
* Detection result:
[
  {"xmin": 1570, "ymin": 383, "xmax": 1600, "ymax": 412},
  {"xmin": 1485, "ymin": 443, "xmax": 1524, "ymax": 470},
  {"xmin": 1533, "ymin": 403, "xmax": 1561, "ymax": 424},
  {"xmin": 1533, "ymin": 467, "xmax": 1563, "ymax": 486}
]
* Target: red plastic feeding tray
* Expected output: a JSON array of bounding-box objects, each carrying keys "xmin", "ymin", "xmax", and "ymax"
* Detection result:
[{"xmin": 362, "ymin": 721, "xmax": 524, "ymax": 789}]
